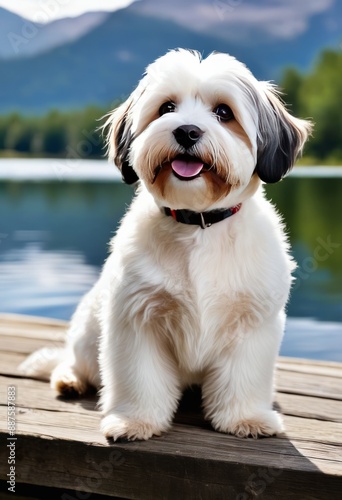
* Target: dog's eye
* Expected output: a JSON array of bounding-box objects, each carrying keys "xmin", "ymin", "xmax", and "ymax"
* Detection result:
[
  {"xmin": 159, "ymin": 101, "xmax": 176, "ymax": 116},
  {"xmin": 214, "ymin": 104, "xmax": 234, "ymax": 122}
]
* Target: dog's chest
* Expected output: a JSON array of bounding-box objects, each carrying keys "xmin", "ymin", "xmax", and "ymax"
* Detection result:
[
  {"xmin": 129, "ymin": 217, "xmax": 275, "ymax": 374},
  {"xmin": 157, "ymin": 230, "xmax": 244, "ymax": 371}
]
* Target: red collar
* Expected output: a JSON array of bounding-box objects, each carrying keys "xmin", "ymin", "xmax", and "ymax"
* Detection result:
[{"xmin": 163, "ymin": 203, "xmax": 242, "ymax": 229}]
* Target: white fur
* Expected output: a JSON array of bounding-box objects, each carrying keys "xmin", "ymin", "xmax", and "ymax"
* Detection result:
[{"xmin": 19, "ymin": 50, "xmax": 312, "ymax": 440}]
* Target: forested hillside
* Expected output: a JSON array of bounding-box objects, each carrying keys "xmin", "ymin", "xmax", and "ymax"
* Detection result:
[{"xmin": 282, "ymin": 50, "xmax": 342, "ymax": 163}]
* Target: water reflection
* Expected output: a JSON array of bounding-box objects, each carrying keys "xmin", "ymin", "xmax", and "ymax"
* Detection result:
[
  {"xmin": 284, "ymin": 318, "xmax": 341, "ymax": 361},
  {"xmin": 0, "ymin": 242, "xmax": 98, "ymax": 319},
  {"xmin": 0, "ymin": 180, "xmax": 132, "ymax": 318},
  {"xmin": 265, "ymin": 178, "xmax": 342, "ymax": 325}
]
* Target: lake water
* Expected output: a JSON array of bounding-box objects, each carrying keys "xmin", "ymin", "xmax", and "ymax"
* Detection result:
[{"xmin": 0, "ymin": 159, "xmax": 341, "ymax": 361}]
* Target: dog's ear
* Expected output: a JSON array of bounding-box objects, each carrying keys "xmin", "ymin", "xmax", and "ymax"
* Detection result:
[
  {"xmin": 255, "ymin": 86, "xmax": 313, "ymax": 183},
  {"xmin": 103, "ymin": 97, "xmax": 139, "ymax": 185}
]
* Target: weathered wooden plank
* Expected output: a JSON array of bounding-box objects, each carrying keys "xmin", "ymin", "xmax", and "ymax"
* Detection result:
[
  {"xmin": 0, "ymin": 482, "xmax": 124, "ymax": 500},
  {"xmin": 282, "ymin": 415, "xmax": 342, "ymax": 447},
  {"xmin": 2, "ymin": 373, "xmax": 342, "ymax": 434},
  {"xmin": 0, "ymin": 352, "xmax": 26, "ymax": 377},
  {"xmin": 1, "ymin": 314, "xmax": 342, "ymax": 499},
  {"xmin": 5, "ymin": 408, "xmax": 340, "ymax": 471},
  {"xmin": 275, "ymin": 370, "xmax": 342, "ymax": 400},
  {"xmin": 1, "ymin": 335, "xmax": 64, "ymax": 354},
  {"xmin": 277, "ymin": 357, "xmax": 342, "ymax": 378},
  {"xmin": 0, "ymin": 375, "xmax": 98, "ymax": 414},
  {"xmin": 0, "ymin": 430, "xmax": 340, "ymax": 500},
  {"xmin": 0, "ymin": 313, "xmax": 68, "ymax": 328},
  {"xmin": 7, "ymin": 405, "xmax": 340, "ymax": 467},
  {"xmin": 0, "ymin": 325, "xmax": 66, "ymax": 341},
  {"xmin": 1, "ymin": 376, "xmax": 341, "ymax": 466},
  {"xmin": 276, "ymin": 392, "xmax": 342, "ymax": 422}
]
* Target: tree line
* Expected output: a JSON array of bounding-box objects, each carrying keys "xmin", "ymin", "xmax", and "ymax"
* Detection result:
[
  {"xmin": 0, "ymin": 49, "xmax": 341, "ymax": 164},
  {"xmin": 281, "ymin": 49, "xmax": 342, "ymax": 164},
  {"xmin": 0, "ymin": 106, "xmax": 109, "ymax": 159}
]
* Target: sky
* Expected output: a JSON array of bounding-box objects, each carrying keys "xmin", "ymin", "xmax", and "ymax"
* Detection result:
[
  {"xmin": 0, "ymin": 0, "xmax": 135, "ymax": 22},
  {"xmin": 0, "ymin": 0, "xmax": 337, "ymax": 40}
]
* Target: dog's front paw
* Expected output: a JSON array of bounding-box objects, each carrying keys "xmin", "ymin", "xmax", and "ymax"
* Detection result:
[
  {"xmin": 101, "ymin": 414, "xmax": 166, "ymax": 441},
  {"xmin": 213, "ymin": 410, "xmax": 284, "ymax": 439}
]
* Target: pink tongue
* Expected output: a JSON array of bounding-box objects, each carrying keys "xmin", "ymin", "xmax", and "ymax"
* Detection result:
[{"xmin": 171, "ymin": 159, "xmax": 204, "ymax": 178}]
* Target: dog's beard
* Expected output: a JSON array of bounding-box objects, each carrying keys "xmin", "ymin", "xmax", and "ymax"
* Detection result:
[
  {"xmin": 152, "ymin": 165, "xmax": 232, "ymax": 211},
  {"xmin": 130, "ymin": 123, "xmax": 254, "ymax": 211}
]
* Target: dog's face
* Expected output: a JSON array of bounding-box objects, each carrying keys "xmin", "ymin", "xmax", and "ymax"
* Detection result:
[{"xmin": 106, "ymin": 49, "xmax": 312, "ymax": 211}]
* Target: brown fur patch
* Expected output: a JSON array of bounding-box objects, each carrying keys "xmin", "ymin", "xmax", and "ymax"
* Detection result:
[
  {"xmin": 134, "ymin": 289, "xmax": 185, "ymax": 359},
  {"xmin": 151, "ymin": 164, "xmax": 234, "ymax": 210},
  {"xmin": 122, "ymin": 285, "xmax": 200, "ymax": 373},
  {"xmin": 225, "ymin": 291, "xmax": 267, "ymax": 332},
  {"xmin": 138, "ymin": 289, "xmax": 181, "ymax": 330},
  {"xmin": 53, "ymin": 374, "xmax": 88, "ymax": 397},
  {"xmin": 208, "ymin": 291, "xmax": 268, "ymax": 352}
]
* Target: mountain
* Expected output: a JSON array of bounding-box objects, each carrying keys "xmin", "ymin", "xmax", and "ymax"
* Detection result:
[
  {"xmin": 0, "ymin": 7, "xmax": 24, "ymax": 58},
  {"xmin": 0, "ymin": 8, "xmax": 110, "ymax": 59},
  {"xmin": 129, "ymin": 0, "xmax": 342, "ymax": 75},
  {"xmin": 0, "ymin": 9, "xmax": 260, "ymax": 114},
  {"xmin": 128, "ymin": 0, "xmax": 342, "ymax": 70},
  {"xmin": 0, "ymin": 0, "xmax": 340, "ymax": 114},
  {"xmin": 130, "ymin": 0, "xmax": 341, "ymax": 46}
]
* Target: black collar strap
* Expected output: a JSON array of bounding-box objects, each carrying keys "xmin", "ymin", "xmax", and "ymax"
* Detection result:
[{"xmin": 163, "ymin": 203, "xmax": 242, "ymax": 229}]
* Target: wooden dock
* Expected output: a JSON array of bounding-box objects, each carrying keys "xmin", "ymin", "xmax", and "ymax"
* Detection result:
[{"xmin": 0, "ymin": 313, "xmax": 341, "ymax": 499}]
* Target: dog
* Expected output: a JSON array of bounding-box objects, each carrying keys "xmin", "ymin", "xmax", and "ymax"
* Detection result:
[{"xmin": 20, "ymin": 49, "xmax": 312, "ymax": 441}]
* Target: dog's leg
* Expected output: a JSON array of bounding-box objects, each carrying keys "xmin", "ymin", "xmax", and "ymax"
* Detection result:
[
  {"xmin": 50, "ymin": 285, "xmax": 102, "ymax": 396},
  {"xmin": 202, "ymin": 313, "xmax": 285, "ymax": 438},
  {"xmin": 99, "ymin": 322, "xmax": 181, "ymax": 441}
]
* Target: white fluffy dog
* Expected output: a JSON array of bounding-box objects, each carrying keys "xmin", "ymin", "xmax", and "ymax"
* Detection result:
[{"xmin": 20, "ymin": 49, "xmax": 312, "ymax": 441}]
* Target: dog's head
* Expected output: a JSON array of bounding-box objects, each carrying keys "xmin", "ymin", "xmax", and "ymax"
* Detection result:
[{"xmin": 105, "ymin": 49, "xmax": 312, "ymax": 211}]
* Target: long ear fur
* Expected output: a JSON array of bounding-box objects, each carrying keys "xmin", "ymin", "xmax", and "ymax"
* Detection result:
[
  {"xmin": 103, "ymin": 96, "xmax": 139, "ymax": 185},
  {"xmin": 255, "ymin": 85, "xmax": 313, "ymax": 183}
]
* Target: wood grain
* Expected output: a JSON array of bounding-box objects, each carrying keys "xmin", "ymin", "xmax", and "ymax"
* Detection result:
[{"xmin": 0, "ymin": 313, "xmax": 341, "ymax": 500}]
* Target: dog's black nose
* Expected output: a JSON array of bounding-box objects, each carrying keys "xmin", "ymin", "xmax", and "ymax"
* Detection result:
[{"xmin": 173, "ymin": 125, "xmax": 204, "ymax": 149}]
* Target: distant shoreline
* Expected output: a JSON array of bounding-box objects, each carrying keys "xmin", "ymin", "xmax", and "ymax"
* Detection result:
[
  {"xmin": 0, "ymin": 158, "xmax": 121, "ymax": 181},
  {"xmin": 0, "ymin": 158, "xmax": 342, "ymax": 181},
  {"xmin": 1, "ymin": 150, "xmax": 342, "ymax": 167}
]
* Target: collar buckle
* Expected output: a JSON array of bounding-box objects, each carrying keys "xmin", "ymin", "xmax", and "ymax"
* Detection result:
[{"xmin": 200, "ymin": 213, "xmax": 211, "ymax": 229}]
